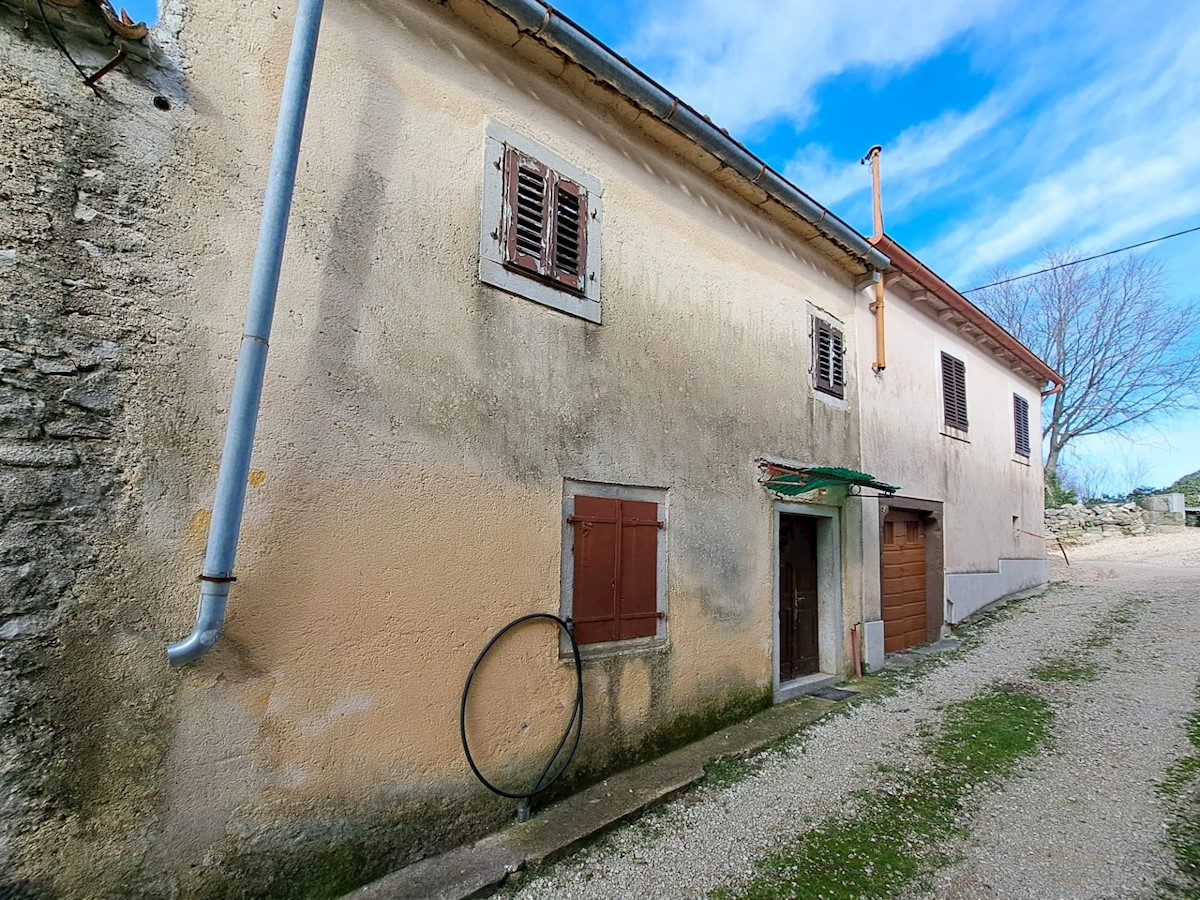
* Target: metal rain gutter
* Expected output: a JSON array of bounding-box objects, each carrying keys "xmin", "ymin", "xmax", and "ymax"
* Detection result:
[
  {"xmin": 167, "ymin": 0, "xmax": 325, "ymax": 665},
  {"xmin": 475, "ymin": 0, "xmax": 890, "ymax": 273}
]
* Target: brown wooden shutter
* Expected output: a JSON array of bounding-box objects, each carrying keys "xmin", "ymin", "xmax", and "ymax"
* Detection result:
[
  {"xmin": 813, "ymin": 319, "xmax": 846, "ymax": 398},
  {"xmin": 941, "ymin": 352, "xmax": 969, "ymax": 431},
  {"xmin": 503, "ymin": 147, "xmax": 589, "ymax": 295},
  {"xmin": 570, "ymin": 495, "xmax": 619, "ymax": 644},
  {"xmin": 1013, "ymin": 394, "xmax": 1031, "ymax": 457},
  {"xmin": 570, "ymin": 496, "xmax": 660, "ymax": 645},
  {"xmin": 550, "ymin": 176, "xmax": 588, "ymax": 294},
  {"xmin": 617, "ymin": 499, "xmax": 659, "ymax": 639}
]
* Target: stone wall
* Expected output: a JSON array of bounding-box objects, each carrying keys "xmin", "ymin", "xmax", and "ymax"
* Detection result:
[
  {"xmin": 1045, "ymin": 496, "xmax": 1187, "ymax": 544},
  {"xmin": 1, "ymin": 8, "xmax": 190, "ymax": 894}
]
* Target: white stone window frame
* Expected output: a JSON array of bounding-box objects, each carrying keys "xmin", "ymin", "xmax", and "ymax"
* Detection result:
[
  {"xmin": 480, "ymin": 122, "xmax": 603, "ymax": 323},
  {"xmin": 559, "ymin": 479, "xmax": 669, "ymax": 659},
  {"xmin": 807, "ymin": 304, "xmax": 850, "ymax": 411}
]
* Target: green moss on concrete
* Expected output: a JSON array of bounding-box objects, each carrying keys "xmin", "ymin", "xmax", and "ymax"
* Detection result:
[
  {"xmin": 182, "ymin": 789, "xmax": 508, "ymax": 900},
  {"xmin": 543, "ymin": 683, "xmax": 773, "ymax": 806}
]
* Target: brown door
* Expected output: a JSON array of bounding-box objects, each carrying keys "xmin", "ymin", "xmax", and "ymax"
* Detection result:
[
  {"xmin": 882, "ymin": 510, "xmax": 927, "ymax": 652},
  {"xmin": 779, "ymin": 515, "xmax": 819, "ymax": 681}
]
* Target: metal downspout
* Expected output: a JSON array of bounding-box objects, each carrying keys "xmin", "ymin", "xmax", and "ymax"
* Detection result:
[
  {"xmin": 864, "ymin": 145, "xmax": 886, "ymax": 372},
  {"xmin": 167, "ymin": 0, "xmax": 325, "ymax": 665}
]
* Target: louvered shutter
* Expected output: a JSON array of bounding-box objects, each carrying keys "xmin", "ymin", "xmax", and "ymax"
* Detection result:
[
  {"xmin": 941, "ymin": 352, "xmax": 969, "ymax": 431},
  {"xmin": 504, "ymin": 148, "xmax": 550, "ymax": 277},
  {"xmin": 551, "ymin": 177, "xmax": 588, "ymax": 294},
  {"xmin": 570, "ymin": 495, "xmax": 619, "ymax": 644},
  {"xmin": 617, "ymin": 500, "xmax": 659, "ymax": 639},
  {"xmin": 813, "ymin": 320, "xmax": 846, "ymax": 398},
  {"xmin": 1013, "ymin": 394, "xmax": 1031, "ymax": 457},
  {"xmin": 503, "ymin": 147, "xmax": 589, "ymax": 295}
]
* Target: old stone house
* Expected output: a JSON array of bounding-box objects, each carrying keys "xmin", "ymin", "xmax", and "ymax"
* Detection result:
[{"xmin": 0, "ymin": 0, "xmax": 1062, "ymax": 895}]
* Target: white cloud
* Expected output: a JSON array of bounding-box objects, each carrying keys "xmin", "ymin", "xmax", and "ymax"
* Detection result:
[
  {"xmin": 784, "ymin": 97, "xmax": 1010, "ymax": 218},
  {"xmin": 619, "ymin": 0, "xmax": 1200, "ymax": 293},
  {"xmin": 915, "ymin": 7, "xmax": 1200, "ymax": 282},
  {"xmin": 622, "ymin": 0, "xmax": 1010, "ymax": 135}
]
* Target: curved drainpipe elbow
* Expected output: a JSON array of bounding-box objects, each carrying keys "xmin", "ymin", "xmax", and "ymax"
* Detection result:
[{"xmin": 167, "ymin": 581, "xmax": 230, "ymax": 665}]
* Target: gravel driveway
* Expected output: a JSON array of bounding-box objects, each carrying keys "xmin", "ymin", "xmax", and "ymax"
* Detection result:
[{"xmin": 504, "ymin": 531, "xmax": 1200, "ymax": 899}]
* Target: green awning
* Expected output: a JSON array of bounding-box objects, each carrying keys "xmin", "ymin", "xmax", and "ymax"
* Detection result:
[{"xmin": 759, "ymin": 462, "xmax": 898, "ymax": 497}]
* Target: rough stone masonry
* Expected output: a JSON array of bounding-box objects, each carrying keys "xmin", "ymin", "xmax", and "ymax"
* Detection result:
[
  {"xmin": 0, "ymin": 6, "xmax": 191, "ymax": 894},
  {"xmin": 1044, "ymin": 496, "xmax": 1187, "ymax": 545}
]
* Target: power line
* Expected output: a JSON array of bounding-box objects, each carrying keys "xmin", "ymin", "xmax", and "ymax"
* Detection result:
[{"xmin": 961, "ymin": 224, "xmax": 1200, "ymax": 293}]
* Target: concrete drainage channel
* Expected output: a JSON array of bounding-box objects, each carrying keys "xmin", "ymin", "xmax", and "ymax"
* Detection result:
[{"xmin": 344, "ymin": 682, "xmax": 878, "ymax": 899}]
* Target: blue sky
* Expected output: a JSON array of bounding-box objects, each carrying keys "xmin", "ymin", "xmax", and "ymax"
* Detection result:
[
  {"xmin": 125, "ymin": 0, "xmax": 1199, "ymax": 491},
  {"xmin": 113, "ymin": 0, "xmax": 156, "ymax": 24}
]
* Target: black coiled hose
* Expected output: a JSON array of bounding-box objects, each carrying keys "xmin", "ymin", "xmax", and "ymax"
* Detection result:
[{"xmin": 459, "ymin": 613, "xmax": 584, "ymax": 802}]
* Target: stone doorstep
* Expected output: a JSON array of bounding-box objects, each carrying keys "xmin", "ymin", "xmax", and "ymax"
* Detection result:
[{"xmin": 343, "ymin": 689, "xmax": 865, "ymax": 900}]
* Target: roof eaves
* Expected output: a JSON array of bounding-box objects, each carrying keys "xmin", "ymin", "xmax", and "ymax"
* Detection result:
[
  {"xmin": 872, "ymin": 233, "xmax": 1064, "ymax": 388},
  {"xmin": 3, "ymin": 0, "xmax": 153, "ymax": 58},
  {"xmin": 457, "ymin": 0, "xmax": 889, "ymax": 274}
]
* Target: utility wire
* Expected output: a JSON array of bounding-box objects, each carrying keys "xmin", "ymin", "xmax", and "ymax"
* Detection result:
[
  {"xmin": 961, "ymin": 224, "xmax": 1200, "ymax": 293},
  {"xmin": 35, "ymin": 0, "xmax": 103, "ymax": 98}
]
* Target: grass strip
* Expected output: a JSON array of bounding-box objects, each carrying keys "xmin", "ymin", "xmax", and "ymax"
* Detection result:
[
  {"xmin": 1032, "ymin": 659, "xmax": 1100, "ymax": 683},
  {"xmin": 1083, "ymin": 597, "xmax": 1149, "ymax": 649},
  {"xmin": 1158, "ymin": 682, "xmax": 1200, "ymax": 897},
  {"xmin": 720, "ymin": 685, "xmax": 1054, "ymax": 900}
]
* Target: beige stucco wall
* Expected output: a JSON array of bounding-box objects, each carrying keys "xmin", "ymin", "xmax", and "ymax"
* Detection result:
[
  {"xmin": 0, "ymin": 0, "xmax": 871, "ymax": 892},
  {"xmin": 856, "ymin": 280, "xmax": 1047, "ymax": 624}
]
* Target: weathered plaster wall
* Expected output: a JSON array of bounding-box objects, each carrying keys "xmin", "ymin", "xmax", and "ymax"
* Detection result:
[
  {"xmin": 857, "ymin": 281, "xmax": 1048, "ymax": 623},
  {"xmin": 3, "ymin": 0, "xmax": 868, "ymax": 895}
]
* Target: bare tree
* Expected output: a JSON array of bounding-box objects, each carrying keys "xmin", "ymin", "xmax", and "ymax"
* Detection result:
[
  {"xmin": 1057, "ymin": 458, "xmax": 1109, "ymax": 503},
  {"xmin": 974, "ymin": 251, "xmax": 1200, "ymax": 476}
]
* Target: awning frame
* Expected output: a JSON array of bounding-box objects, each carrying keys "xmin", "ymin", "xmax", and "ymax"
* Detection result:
[{"xmin": 758, "ymin": 461, "xmax": 899, "ymax": 497}]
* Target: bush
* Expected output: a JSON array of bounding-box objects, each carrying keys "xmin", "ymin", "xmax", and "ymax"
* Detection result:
[{"xmin": 1045, "ymin": 470, "xmax": 1077, "ymax": 507}]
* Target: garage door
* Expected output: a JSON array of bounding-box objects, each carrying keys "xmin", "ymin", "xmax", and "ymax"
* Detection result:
[{"xmin": 882, "ymin": 510, "xmax": 927, "ymax": 653}]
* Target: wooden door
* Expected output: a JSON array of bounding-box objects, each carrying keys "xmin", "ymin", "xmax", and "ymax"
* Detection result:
[
  {"xmin": 882, "ymin": 510, "xmax": 927, "ymax": 652},
  {"xmin": 779, "ymin": 515, "xmax": 819, "ymax": 681}
]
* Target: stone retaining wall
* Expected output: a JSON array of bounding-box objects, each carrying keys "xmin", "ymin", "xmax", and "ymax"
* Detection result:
[{"xmin": 1045, "ymin": 495, "xmax": 1187, "ymax": 544}]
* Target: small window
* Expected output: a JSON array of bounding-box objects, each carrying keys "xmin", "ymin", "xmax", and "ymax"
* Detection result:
[
  {"xmin": 1013, "ymin": 394, "xmax": 1031, "ymax": 458},
  {"xmin": 503, "ymin": 147, "xmax": 588, "ymax": 295},
  {"xmin": 480, "ymin": 123, "xmax": 602, "ymax": 323},
  {"xmin": 813, "ymin": 318, "xmax": 846, "ymax": 398},
  {"xmin": 567, "ymin": 494, "xmax": 663, "ymax": 646},
  {"xmin": 941, "ymin": 352, "xmax": 968, "ymax": 432}
]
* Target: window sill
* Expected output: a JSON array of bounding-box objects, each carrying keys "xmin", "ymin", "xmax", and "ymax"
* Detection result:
[
  {"xmin": 813, "ymin": 387, "xmax": 849, "ymax": 410},
  {"xmin": 561, "ymin": 634, "xmax": 669, "ymax": 662},
  {"xmin": 1012, "ymin": 454, "xmax": 1032, "ymax": 467},
  {"xmin": 481, "ymin": 259, "xmax": 602, "ymax": 323},
  {"xmin": 941, "ymin": 426, "xmax": 970, "ymax": 443}
]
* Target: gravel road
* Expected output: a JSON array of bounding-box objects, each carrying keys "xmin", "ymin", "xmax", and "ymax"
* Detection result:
[{"xmin": 505, "ymin": 530, "xmax": 1200, "ymax": 899}]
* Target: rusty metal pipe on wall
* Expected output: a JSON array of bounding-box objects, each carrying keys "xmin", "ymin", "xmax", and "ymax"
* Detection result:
[
  {"xmin": 167, "ymin": 0, "xmax": 325, "ymax": 665},
  {"xmin": 864, "ymin": 145, "xmax": 886, "ymax": 372}
]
